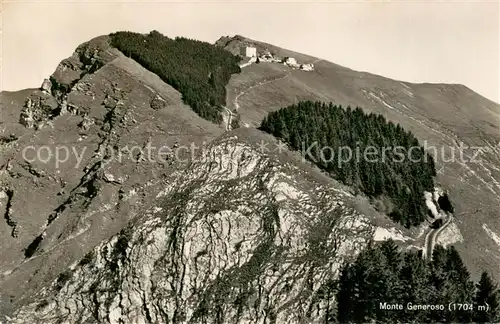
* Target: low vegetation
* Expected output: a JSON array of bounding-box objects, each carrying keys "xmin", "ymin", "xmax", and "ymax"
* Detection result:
[
  {"xmin": 109, "ymin": 30, "xmax": 241, "ymax": 123},
  {"xmin": 335, "ymin": 240, "xmax": 500, "ymax": 323},
  {"xmin": 55, "ymin": 270, "xmax": 73, "ymax": 291},
  {"xmin": 260, "ymin": 101, "xmax": 436, "ymax": 227},
  {"xmin": 438, "ymin": 193, "xmax": 454, "ymax": 213},
  {"xmin": 78, "ymin": 250, "xmax": 95, "ymax": 267}
]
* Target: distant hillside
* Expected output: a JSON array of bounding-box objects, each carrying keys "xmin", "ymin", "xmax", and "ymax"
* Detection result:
[{"xmin": 110, "ymin": 30, "xmax": 241, "ymax": 123}]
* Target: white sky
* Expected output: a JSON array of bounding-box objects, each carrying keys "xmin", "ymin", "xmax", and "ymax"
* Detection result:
[{"xmin": 1, "ymin": 0, "xmax": 499, "ymax": 103}]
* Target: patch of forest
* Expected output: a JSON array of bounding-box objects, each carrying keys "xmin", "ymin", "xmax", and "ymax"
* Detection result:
[
  {"xmin": 109, "ymin": 30, "xmax": 241, "ymax": 123},
  {"xmin": 259, "ymin": 101, "xmax": 436, "ymax": 227},
  {"xmin": 335, "ymin": 240, "xmax": 499, "ymax": 323}
]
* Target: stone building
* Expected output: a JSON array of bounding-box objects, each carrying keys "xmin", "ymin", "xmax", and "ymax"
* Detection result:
[{"xmin": 241, "ymin": 46, "xmax": 257, "ymax": 58}]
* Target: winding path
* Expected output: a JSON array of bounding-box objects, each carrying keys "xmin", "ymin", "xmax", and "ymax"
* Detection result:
[
  {"xmin": 233, "ymin": 71, "xmax": 292, "ymax": 112},
  {"xmin": 233, "ymin": 58, "xmax": 323, "ymax": 112},
  {"xmin": 424, "ymin": 212, "xmax": 453, "ymax": 260},
  {"xmin": 224, "ymin": 58, "xmax": 324, "ymax": 131},
  {"xmin": 222, "ymin": 106, "xmax": 234, "ymax": 131}
]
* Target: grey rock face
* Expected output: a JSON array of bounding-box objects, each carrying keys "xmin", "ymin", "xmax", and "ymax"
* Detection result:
[
  {"xmin": 19, "ymin": 95, "xmax": 58, "ymax": 129},
  {"xmin": 40, "ymin": 79, "xmax": 52, "ymax": 94},
  {"xmin": 9, "ymin": 134, "xmax": 373, "ymax": 324}
]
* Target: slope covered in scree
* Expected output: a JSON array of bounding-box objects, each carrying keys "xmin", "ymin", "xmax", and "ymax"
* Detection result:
[
  {"xmin": 110, "ymin": 30, "xmax": 241, "ymax": 123},
  {"xmin": 260, "ymin": 101, "xmax": 436, "ymax": 228}
]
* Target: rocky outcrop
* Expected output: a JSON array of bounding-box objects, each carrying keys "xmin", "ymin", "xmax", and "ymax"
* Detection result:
[
  {"xmin": 17, "ymin": 36, "xmax": 112, "ymax": 130},
  {"xmin": 150, "ymin": 94, "xmax": 167, "ymax": 110},
  {"xmin": 50, "ymin": 36, "xmax": 119, "ymax": 97},
  {"xmin": 9, "ymin": 132, "xmax": 374, "ymax": 323},
  {"xmin": 19, "ymin": 95, "xmax": 58, "ymax": 129},
  {"xmin": 48, "ymin": 36, "xmax": 120, "ymax": 119},
  {"xmin": 40, "ymin": 79, "xmax": 52, "ymax": 94}
]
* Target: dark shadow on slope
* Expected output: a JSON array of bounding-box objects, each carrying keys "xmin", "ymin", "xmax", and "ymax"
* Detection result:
[{"xmin": 438, "ymin": 194, "xmax": 454, "ymax": 213}]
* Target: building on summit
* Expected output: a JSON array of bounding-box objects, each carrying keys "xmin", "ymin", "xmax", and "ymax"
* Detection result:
[{"xmin": 241, "ymin": 46, "xmax": 257, "ymax": 58}]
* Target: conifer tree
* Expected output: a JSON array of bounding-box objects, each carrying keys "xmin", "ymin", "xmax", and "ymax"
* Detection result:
[
  {"xmin": 335, "ymin": 243, "xmax": 498, "ymax": 323},
  {"xmin": 109, "ymin": 31, "xmax": 240, "ymax": 123},
  {"xmin": 259, "ymin": 100, "xmax": 437, "ymax": 227},
  {"xmin": 474, "ymin": 271, "xmax": 500, "ymax": 323}
]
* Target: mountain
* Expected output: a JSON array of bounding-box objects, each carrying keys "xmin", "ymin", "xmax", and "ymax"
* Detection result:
[
  {"xmin": 0, "ymin": 35, "xmax": 223, "ymax": 317},
  {"xmin": 0, "ymin": 32, "xmax": 499, "ymax": 322}
]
